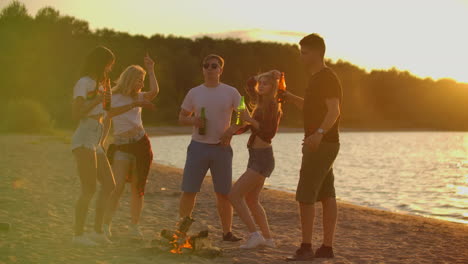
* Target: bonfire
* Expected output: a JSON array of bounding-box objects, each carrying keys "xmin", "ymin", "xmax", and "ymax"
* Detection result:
[{"xmin": 150, "ymin": 216, "xmax": 222, "ymax": 259}]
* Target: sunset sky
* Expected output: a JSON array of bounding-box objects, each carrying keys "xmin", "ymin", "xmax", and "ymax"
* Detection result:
[{"xmin": 2, "ymin": 0, "xmax": 467, "ymax": 82}]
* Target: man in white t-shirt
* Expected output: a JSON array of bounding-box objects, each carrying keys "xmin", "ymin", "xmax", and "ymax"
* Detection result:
[{"xmin": 179, "ymin": 54, "xmax": 242, "ymax": 242}]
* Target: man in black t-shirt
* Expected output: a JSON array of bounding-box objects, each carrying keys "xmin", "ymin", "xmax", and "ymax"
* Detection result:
[{"xmin": 285, "ymin": 34, "xmax": 342, "ymax": 261}]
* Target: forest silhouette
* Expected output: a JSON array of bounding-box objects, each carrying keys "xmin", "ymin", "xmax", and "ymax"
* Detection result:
[{"xmin": 1, "ymin": 1, "xmax": 467, "ymax": 131}]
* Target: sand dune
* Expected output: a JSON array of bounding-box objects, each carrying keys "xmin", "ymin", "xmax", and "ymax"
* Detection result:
[{"xmin": 0, "ymin": 134, "xmax": 467, "ymax": 264}]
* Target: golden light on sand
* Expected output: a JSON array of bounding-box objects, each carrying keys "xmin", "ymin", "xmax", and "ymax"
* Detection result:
[{"xmin": 12, "ymin": 178, "xmax": 25, "ymax": 189}]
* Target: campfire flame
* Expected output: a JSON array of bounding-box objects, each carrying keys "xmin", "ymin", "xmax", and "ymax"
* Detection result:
[{"xmin": 169, "ymin": 232, "xmax": 193, "ymax": 254}]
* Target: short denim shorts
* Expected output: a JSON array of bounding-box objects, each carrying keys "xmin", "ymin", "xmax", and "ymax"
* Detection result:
[
  {"xmin": 247, "ymin": 146, "xmax": 275, "ymax": 178},
  {"xmin": 182, "ymin": 140, "xmax": 233, "ymax": 195},
  {"xmin": 71, "ymin": 117, "xmax": 104, "ymax": 153},
  {"xmin": 113, "ymin": 130, "xmax": 145, "ymax": 161}
]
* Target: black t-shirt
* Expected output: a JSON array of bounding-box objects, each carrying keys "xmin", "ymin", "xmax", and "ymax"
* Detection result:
[{"xmin": 303, "ymin": 67, "xmax": 342, "ymax": 142}]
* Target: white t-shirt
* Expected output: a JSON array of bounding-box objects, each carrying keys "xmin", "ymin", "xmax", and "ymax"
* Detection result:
[
  {"xmin": 111, "ymin": 93, "xmax": 144, "ymax": 135},
  {"xmin": 181, "ymin": 83, "xmax": 241, "ymax": 144},
  {"xmin": 73, "ymin": 76, "xmax": 104, "ymax": 117}
]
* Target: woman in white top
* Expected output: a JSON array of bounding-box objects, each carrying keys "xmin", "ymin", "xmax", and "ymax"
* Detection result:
[
  {"xmin": 103, "ymin": 54, "xmax": 159, "ymax": 239},
  {"xmin": 71, "ymin": 46, "xmax": 116, "ymax": 246}
]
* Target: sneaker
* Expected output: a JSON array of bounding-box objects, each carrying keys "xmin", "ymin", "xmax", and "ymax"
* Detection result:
[
  {"xmin": 286, "ymin": 247, "xmax": 315, "ymax": 262},
  {"xmin": 222, "ymin": 232, "xmax": 242, "ymax": 242},
  {"xmin": 263, "ymin": 238, "xmax": 276, "ymax": 248},
  {"xmin": 315, "ymin": 244, "xmax": 334, "ymax": 258},
  {"xmin": 128, "ymin": 225, "xmax": 143, "ymax": 240},
  {"xmin": 102, "ymin": 224, "xmax": 112, "ymax": 239},
  {"xmin": 88, "ymin": 231, "xmax": 112, "ymax": 244},
  {"xmin": 72, "ymin": 235, "xmax": 98, "ymax": 246},
  {"xmin": 240, "ymin": 232, "xmax": 265, "ymax": 249}
]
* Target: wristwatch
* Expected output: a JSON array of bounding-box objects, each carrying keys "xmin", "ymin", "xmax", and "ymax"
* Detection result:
[{"xmin": 317, "ymin": 128, "xmax": 325, "ymax": 135}]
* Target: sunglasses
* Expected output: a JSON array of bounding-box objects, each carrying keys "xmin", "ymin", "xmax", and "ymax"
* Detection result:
[{"xmin": 203, "ymin": 63, "xmax": 220, "ymax": 70}]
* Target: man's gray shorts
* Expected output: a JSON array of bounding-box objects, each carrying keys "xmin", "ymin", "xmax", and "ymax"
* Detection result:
[{"xmin": 182, "ymin": 140, "xmax": 233, "ymax": 195}]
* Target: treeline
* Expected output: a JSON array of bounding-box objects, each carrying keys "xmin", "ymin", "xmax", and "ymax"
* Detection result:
[{"xmin": 1, "ymin": 1, "xmax": 467, "ymax": 131}]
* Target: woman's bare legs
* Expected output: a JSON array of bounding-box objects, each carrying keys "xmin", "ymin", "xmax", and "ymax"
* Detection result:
[
  {"xmin": 130, "ymin": 171, "xmax": 144, "ymax": 225},
  {"xmin": 229, "ymin": 169, "xmax": 267, "ymax": 235},
  {"xmin": 245, "ymin": 181, "xmax": 271, "ymax": 239},
  {"xmin": 94, "ymin": 152, "xmax": 115, "ymax": 233},
  {"xmin": 73, "ymin": 147, "xmax": 98, "ymax": 236},
  {"xmin": 103, "ymin": 159, "xmax": 131, "ymax": 225}
]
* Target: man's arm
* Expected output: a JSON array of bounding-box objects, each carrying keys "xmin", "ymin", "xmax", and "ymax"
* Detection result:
[
  {"xmin": 179, "ymin": 108, "xmax": 203, "ymax": 127},
  {"xmin": 319, "ymin": 98, "xmax": 340, "ymax": 132},
  {"xmin": 304, "ymin": 98, "xmax": 340, "ymax": 151},
  {"xmin": 284, "ymin": 91, "xmax": 304, "ymax": 110}
]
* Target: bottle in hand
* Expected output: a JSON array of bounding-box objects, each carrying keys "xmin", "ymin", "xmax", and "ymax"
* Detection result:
[
  {"xmin": 103, "ymin": 78, "xmax": 111, "ymax": 111},
  {"xmin": 199, "ymin": 107, "xmax": 206, "ymax": 135},
  {"xmin": 277, "ymin": 72, "xmax": 287, "ymax": 103},
  {"xmin": 236, "ymin": 96, "xmax": 246, "ymax": 125}
]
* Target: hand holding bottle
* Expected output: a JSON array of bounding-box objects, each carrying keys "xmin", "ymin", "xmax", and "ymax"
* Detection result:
[
  {"xmin": 102, "ymin": 78, "xmax": 112, "ymax": 111},
  {"xmin": 239, "ymin": 109, "xmax": 252, "ymax": 123}
]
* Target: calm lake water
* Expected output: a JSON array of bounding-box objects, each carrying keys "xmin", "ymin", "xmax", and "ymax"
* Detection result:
[{"xmin": 150, "ymin": 132, "xmax": 468, "ymax": 224}]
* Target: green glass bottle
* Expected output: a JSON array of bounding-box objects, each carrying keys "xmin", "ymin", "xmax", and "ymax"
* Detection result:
[
  {"xmin": 236, "ymin": 96, "xmax": 246, "ymax": 125},
  {"xmin": 199, "ymin": 107, "xmax": 206, "ymax": 135}
]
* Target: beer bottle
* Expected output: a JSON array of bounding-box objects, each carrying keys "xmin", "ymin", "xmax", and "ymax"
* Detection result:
[
  {"xmin": 277, "ymin": 72, "xmax": 287, "ymax": 103},
  {"xmin": 236, "ymin": 96, "xmax": 246, "ymax": 125},
  {"xmin": 199, "ymin": 107, "xmax": 206, "ymax": 135},
  {"xmin": 103, "ymin": 78, "xmax": 111, "ymax": 111}
]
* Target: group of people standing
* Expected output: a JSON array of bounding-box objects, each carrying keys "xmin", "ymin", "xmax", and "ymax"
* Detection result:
[{"xmin": 70, "ymin": 33, "xmax": 342, "ymax": 261}]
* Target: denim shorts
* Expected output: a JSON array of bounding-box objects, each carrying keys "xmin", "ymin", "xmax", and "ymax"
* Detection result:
[
  {"xmin": 71, "ymin": 117, "xmax": 104, "ymax": 153},
  {"xmin": 113, "ymin": 130, "xmax": 145, "ymax": 161},
  {"xmin": 182, "ymin": 140, "xmax": 233, "ymax": 195},
  {"xmin": 247, "ymin": 146, "xmax": 275, "ymax": 178}
]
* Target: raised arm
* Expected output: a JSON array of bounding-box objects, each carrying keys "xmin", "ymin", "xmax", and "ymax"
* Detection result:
[
  {"xmin": 284, "ymin": 91, "xmax": 304, "ymax": 110},
  {"xmin": 142, "ymin": 53, "xmax": 160, "ymax": 101}
]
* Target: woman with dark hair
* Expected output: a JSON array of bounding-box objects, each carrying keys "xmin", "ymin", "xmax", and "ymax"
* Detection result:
[
  {"xmin": 70, "ymin": 46, "xmax": 116, "ymax": 246},
  {"xmin": 228, "ymin": 70, "xmax": 283, "ymax": 249}
]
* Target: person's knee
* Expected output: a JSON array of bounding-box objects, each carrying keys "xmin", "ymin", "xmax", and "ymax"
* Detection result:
[
  {"xmin": 216, "ymin": 192, "xmax": 231, "ymax": 205},
  {"xmin": 227, "ymin": 190, "xmax": 241, "ymax": 203},
  {"xmin": 321, "ymin": 197, "xmax": 337, "ymax": 207},
  {"xmin": 299, "ymin": 201, "xmax": 315, "ymax": 209},
  {"xmin": 245, "ymin": 195, "xmax": 259, "ymax": 208},
  {"xmin": 81, "ymin": 186, "xmax": 96, "ymax": 200},
  {"xmin": 104, "ymin": 182, "xmax": 116, "ymax": 194}
]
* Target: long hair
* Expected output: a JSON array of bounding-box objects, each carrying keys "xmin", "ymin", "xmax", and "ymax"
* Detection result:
[
  {"xmin": 80, "ymin": 46, "xmax": 115, "ymax": 85},
  {"xmin": 112, "ymin": 65, "xmax": 146, "ymax": 98},
  {"xmin": 247, "ymin": 71, "xmax": 282, "ymax": 118}
]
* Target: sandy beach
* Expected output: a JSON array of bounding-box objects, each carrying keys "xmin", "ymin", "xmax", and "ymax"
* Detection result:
[{"xmin": 0, "ymin": 134, "xmax": 467, "ymax": 264}]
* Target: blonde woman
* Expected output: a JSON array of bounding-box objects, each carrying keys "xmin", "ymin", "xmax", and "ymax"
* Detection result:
[
  {"xmin": 103, "ymin": 54, "xmax": 159, "ymax": 239},
  {"xmin": 228, "ymin": 70, "xmax": 283, "ymax": 249}
]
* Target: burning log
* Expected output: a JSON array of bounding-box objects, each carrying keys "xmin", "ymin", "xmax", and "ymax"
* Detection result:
[{"xmin": 151, "ymin": 217, "xmax": 222, "ymax": 258}]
